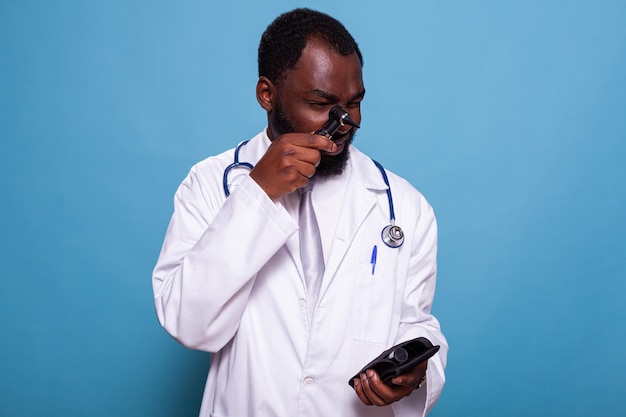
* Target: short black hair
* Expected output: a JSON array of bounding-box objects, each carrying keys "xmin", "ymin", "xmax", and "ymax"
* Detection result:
[{"xmin": 258, "ymin": 8, "xmax": 363, "ymax": 84}]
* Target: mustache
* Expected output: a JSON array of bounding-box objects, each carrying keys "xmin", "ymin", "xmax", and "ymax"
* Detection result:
[{"xmin": 330, "ymin": 127, "xmax": 356, "ymax": 143}]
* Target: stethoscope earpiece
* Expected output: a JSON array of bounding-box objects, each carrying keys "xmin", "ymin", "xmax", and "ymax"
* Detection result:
[{"xmin": 382, "ymin": 224, "xmax": 404, "ymax": 248}]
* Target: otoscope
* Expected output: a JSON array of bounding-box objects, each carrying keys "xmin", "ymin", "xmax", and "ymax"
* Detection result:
[{"xmin": 314, "ymin": 105, "xmax": 360, "ymax": 140}]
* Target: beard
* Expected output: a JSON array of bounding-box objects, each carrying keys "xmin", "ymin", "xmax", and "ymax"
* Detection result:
[{"xmin": 273, "ymin": 99, "xmax": 353, "ymax": 178}]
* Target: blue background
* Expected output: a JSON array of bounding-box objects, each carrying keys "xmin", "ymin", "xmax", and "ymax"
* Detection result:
[{"xmin": 1, "ymin": 1, "xmax": 625, "ymax": 416}]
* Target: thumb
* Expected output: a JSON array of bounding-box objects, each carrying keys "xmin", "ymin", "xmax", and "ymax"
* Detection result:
[{"xmin": 390, "ymin": 374, "xmax": 413, "ymax": 387}]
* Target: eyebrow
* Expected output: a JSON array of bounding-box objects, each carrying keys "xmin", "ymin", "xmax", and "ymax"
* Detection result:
[{"xmin": 307, "ymin": 88, "xmax": 366, "ymax": 102}]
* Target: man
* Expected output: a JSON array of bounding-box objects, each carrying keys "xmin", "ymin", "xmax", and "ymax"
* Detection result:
[{"xmin": 153, "ymin": 8, "xmax": 447, "ymax": 417}]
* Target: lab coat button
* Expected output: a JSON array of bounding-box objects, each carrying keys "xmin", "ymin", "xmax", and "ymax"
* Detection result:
[
  {"xmin": 298, "ymin": 298, "xmax": 307, "ymax": 310},
  {"xmin": 303, "ymin": 376, "xmax": 315, "ymax": 387}
]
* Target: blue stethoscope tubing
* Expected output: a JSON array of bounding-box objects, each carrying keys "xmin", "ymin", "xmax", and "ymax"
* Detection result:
[
  {"xmin": 222, "ymin": 140, "xmax": 253, "ymax": 197},
  {"xmin": 371, "ymin": 159, "xmax": 404, "ymax": 248},
  {"xmin": 371, "ymin": 159, "xmax": 396, "ymax": 225},
  {"xmin": 222, "ymin": 140, "xmax": 404, "ymax": 248}
]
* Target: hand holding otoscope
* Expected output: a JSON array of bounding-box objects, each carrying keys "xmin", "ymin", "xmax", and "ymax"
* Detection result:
[
  {"xmin": 251, "ymin": 105, "xmax": 359, "ymax": 200},
  {"xmin": 314, "ymin": 105, "xmax": 360, "ymax": 140}
]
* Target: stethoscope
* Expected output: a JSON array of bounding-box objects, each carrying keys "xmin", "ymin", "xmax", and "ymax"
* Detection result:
[{"xmin": 222, "ymin": 140, "xmax": 405, "ymax": 249}]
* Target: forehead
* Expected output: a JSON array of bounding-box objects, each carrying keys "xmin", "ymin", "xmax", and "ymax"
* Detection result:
[{"xmin": 280, "ymin": 41, "xmax": 364, "ymax": 97}]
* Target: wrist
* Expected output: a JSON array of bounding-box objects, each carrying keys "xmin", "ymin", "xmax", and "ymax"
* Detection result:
[{"xmin": 416, "ymin": 373, "xmax": 426, "ymax": 390}]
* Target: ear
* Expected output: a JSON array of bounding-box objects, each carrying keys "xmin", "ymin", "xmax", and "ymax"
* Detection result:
[{"xmin": 256, "ymin": 76, "xmax": 276, "ymax": 112}]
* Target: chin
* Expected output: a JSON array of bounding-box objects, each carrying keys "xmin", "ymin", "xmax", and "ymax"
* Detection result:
[{"xmin": 316, "ymin": 141, "xmax": 352, "ymax": 178}]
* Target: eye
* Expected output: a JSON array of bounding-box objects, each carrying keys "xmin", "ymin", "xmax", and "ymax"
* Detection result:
[{"xmin": 309, "ymin": 101, "xmax": 331, "ymax": 107}]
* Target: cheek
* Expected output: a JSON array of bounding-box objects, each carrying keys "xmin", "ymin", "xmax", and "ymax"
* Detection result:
[{"xmin": 294, "ymin": 108, "xmax": 334, "ymax": 133}]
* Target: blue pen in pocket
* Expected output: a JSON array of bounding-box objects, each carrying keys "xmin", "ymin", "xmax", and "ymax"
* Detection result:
[{"xmin": 370, "ymin": 245, "xmax": 377, "ymax": 275}]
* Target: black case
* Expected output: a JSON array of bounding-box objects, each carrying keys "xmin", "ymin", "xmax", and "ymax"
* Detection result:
[{"xmin": 348, "ymin": 337, "xmax": 440, "ymax": 387}]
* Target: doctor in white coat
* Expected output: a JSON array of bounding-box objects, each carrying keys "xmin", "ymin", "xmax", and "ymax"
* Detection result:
[{"xmin": 153, "ymin": 8, "xmax": 447, "ymax": 417}]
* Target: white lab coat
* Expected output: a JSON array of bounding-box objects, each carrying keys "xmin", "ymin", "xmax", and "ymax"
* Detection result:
[{"xmin": 153, "ymin": 130, "xmax": 447, "ymax": 417}]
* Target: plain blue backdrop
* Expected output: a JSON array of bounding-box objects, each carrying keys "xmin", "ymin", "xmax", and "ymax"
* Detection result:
[{"xmin": 1, "ymin": 1, "xmax": 625, "ymax": 416}]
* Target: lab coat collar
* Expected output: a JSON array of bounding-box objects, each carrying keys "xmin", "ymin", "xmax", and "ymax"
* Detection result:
[{"xmin": 348, "ymin": 145, "xmax": 390, "ymax": 192}]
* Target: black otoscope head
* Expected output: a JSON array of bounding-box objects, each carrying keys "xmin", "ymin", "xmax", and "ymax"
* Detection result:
[
  {"xmin": 315, "ymin": 105, "xmax": 360, "ymax": 139},
  {"xmin": 329, "ymin": 105, "xmax": 360, "ymax": 128}
]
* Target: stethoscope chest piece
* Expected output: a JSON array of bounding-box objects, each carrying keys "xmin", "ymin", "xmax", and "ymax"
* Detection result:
[{"xmin": 382, "ymin": 224, "xmax": 404, "ymax": 248}]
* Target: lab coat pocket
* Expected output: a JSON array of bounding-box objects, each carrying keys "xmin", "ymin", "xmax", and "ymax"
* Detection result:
[{"xmin": 352, "ymin": 261, "xmax": 398, "ymax": 344}]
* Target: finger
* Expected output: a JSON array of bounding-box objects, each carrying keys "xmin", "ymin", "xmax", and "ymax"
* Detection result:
[
  {"xmin": 317, "ymin": 136, "xmax": 338, "ymax": 153},
  {"xmin": 390, "ymin": 370, "xmax": 421, "ymax": 387},
  {"xmin": 296, "ymin": 146, "xmax": 323, "ymax": 166},
  {"xmin": 391, "ymin": 361, "xmax": 428, "ymax": 387},
  {"xmin": 295, "ymin": 133, "xmax": 337, "ymax": 153},
  {"xmin": 360, "ymin": 371, "xmax": 389, "ymax": 406},
  {"xmin": 352, "ymin": 378, "xmax": 373, "ymax": 406},
  {"xmin": 367, "ymin": 369, "xmax": 418, "ymax": 404},
  {"xmin": 295, "ymin": 158, "xmax": 317, "ymax": 179},
  {"xmin": 271, "ymin": 144, "xmax": 318, "ymax": 180},
  {"xmin": 390, "ymin": 374, "xmax": 420, "ymax": 388}
]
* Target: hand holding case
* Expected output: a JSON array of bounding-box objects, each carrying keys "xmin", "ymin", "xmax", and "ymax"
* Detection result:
[{"xmin": 348, "ymin": 337, "xmax": 440, "ymax": 387}]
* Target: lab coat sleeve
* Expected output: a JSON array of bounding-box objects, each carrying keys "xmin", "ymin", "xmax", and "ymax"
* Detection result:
[
  {"xmin": 152, "ymin": 167, "xmax": 298, "ymax": 352},
  {"xmin": 391, "ymin": 184, "xmax": 448, "ymax": 417}
]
